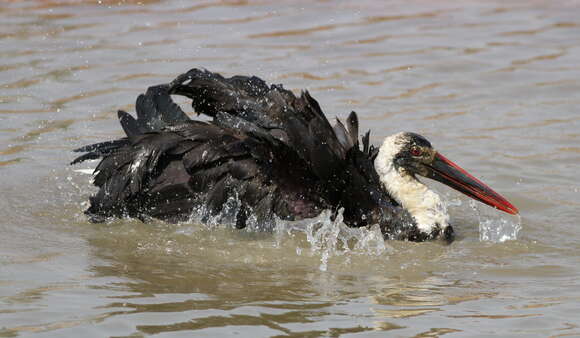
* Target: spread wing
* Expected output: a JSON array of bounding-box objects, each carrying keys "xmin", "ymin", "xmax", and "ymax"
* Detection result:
[
  {"xmin": 72, "ymin": 69, "xmax": 404, "ymax": 230},
  {"xmin": 169, "ymin": 68, "xmax": 348, "ymax": 184}
]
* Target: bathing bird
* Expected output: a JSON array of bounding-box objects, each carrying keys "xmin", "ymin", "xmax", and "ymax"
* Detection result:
[{"xmin": 72, "ymin": 68, "xmax": 518, "ymax": 241}]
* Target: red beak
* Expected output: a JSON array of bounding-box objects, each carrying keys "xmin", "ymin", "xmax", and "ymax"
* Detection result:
[{"xmin": 426, "ymin": 153, "xmax": 519, "ymax": 215}]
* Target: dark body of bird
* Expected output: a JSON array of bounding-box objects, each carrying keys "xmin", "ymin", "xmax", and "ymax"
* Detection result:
[{"xmin": 72, "ymin": 69, "xmax": 426, "ymax": 240}]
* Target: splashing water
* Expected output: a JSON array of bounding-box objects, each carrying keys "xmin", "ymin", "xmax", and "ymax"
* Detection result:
[
  {"xmin": 305, "ymin": 210, "xmax": 343, "ymax": 272},
  {"xmin": 469, "ymin": 200, "xmax": 522, "ymax": 242},
  {"xmin": 71, "ymin": 167, "xmax": 520, "ymax": 248},
  {"xmin": 275, "ymin": 209, "xmax": 391, "ymax": 271},
  {"xmin": 479, "ymin": 218, "xmax": 522, "ymax": 242}
]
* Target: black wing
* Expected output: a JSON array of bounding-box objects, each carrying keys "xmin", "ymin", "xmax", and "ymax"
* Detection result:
[
  {"xmin": 72, "ymin": 69, "xmax": 408, "ymax": 232},
  {"xmin": 169, "ymin": 68, "xmax": 347, "ymax": 184},
  {"xmin": 72, "ymin": 82, "xmax": 328, "ymax": 226},
  {"xmin": 168, "ymin": 69, "xmax": 400, "ymax": 225}
]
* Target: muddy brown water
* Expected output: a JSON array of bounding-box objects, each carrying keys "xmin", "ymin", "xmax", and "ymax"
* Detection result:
[{"xmin": 1, "ymin": 0, "xmax": 580, "ymax": 336}]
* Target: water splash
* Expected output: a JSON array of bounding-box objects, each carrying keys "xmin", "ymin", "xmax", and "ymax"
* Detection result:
[
  {"xmin": 66, "ymin": 169, "xmax": 390, "ymax": 271},
  {"xmin": 275, "ymin": 209, "xmax": 391, "ymax": 271},
  {"xmin": 478, "ymin": 217, "xmax": 522, "ymax": 242},
  {"xmin": 469, "ymin": 200, "xmax": 522, "ymax": 242},
  {"xmin": 305, "ymin": 210, "xmax": 342, "ymax": 272},
  {"xmin": 70, "ymin": 166, "xmax": 521, "ymax": 247}
]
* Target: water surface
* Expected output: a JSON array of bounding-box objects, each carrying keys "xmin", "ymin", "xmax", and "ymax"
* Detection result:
[{"xmin": 1, "ymin": 0, "xmax": 580, "ymax": 336}]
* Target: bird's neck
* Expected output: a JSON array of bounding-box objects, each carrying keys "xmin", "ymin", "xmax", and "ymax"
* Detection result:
[{"xmin": 375, "ymin": 151, "xmax": 449, "ymax": 233}]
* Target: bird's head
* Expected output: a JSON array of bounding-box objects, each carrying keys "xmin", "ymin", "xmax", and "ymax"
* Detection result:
[{"xmin": 375, "ymin": 132, "xmax": 518, "ymax": 242}]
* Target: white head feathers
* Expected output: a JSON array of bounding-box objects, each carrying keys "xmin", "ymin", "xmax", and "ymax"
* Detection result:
[{"xmin": 374, "ymin": 132, "xmax": 449, "ymax": 234}]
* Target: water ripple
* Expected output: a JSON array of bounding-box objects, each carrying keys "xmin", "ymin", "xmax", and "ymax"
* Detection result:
[{"xmin": 2, "ymin": 0, "xmax": 580, "ymax": 336}]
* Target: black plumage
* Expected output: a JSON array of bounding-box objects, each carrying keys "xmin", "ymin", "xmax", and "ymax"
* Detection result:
[{"xmin": 73, "ymin": 68, "xmax": 424, "ymax": 240}]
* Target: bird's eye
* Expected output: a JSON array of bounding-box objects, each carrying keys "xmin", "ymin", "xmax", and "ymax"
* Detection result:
[{"xmin": 410, "ymin": 147, "xmax": 422, "ymax": 156}]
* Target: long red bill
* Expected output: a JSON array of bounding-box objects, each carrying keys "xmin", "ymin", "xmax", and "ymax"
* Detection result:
[{"xmin": 426, "ymin": 153, "xmax": 519, "ymax": 215}]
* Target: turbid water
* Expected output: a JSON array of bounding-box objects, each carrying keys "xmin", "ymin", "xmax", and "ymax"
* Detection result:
[{"xmin": 1, "ymin": 0, "xmax": 580, "ymax": 336}]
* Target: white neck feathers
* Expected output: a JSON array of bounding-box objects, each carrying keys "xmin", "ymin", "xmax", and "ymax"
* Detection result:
[{"xmin": 374, "ymin": 134, "xmax": 449, "ymax": 233}]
